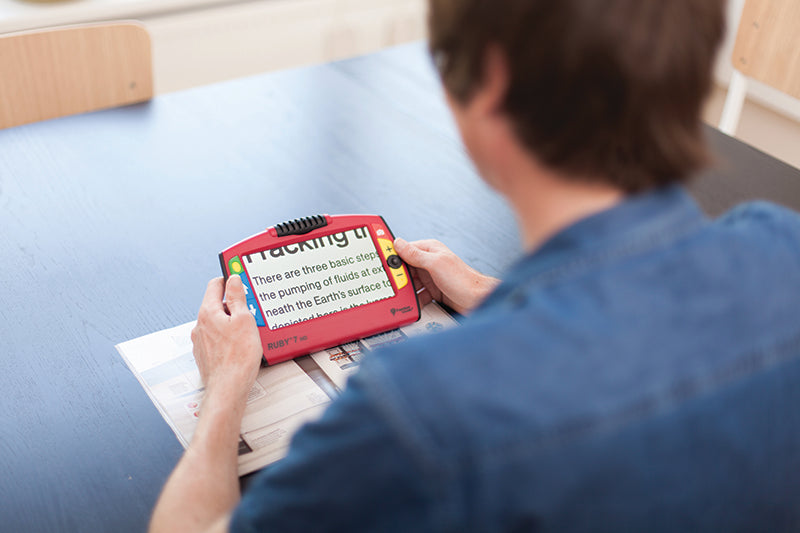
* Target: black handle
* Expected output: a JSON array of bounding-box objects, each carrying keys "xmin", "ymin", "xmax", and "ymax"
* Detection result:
[{"xmin": 274, "ymin": 215, "xmax": 328, "ymax": 237}]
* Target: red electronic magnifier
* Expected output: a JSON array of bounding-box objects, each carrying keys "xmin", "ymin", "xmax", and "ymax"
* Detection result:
[{"xmin": 219, "ymin": 214, "xmax": 420, "ymax": 365}]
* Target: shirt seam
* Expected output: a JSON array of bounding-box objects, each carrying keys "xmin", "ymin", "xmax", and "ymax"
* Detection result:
[
  {"xmin": 492, "ymin": 211, "xmax": 704, "ymax": 307},
  {"xmin": 474, "ymin": 324, "xmax": 800, "ymax": 462}
]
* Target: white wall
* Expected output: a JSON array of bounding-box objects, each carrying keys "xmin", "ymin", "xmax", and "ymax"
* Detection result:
[{"xmin": 145, "ymin": 0, "xmax": 427, "ymax": 93}]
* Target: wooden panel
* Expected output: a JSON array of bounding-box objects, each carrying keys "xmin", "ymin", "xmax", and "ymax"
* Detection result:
[
  {"xmin": 0, "ymin": 22, "xmax": 152, "ymax": 129},
  {"xmin": 731, "ymin": 0, "xmax": 800, "ymax": 99}
]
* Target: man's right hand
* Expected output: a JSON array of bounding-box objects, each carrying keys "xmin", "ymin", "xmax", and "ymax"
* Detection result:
[
  {"xmin": 191, "ymin": 276, "xmax": 263, "ymax": 410},
  {"xmin": 394, "ymin": 238, "xmax": 500, "ymax": 315}
]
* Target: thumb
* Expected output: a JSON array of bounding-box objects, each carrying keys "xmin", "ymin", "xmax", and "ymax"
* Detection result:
[
  {"xmin": 225, "ymin": 275, "xmax": 249, "ymax": 316},
  {"xmin": 394, "ymin": 238, "xmax": 433, "ymax": 269}
]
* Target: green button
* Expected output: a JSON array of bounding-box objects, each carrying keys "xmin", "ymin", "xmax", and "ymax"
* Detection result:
[{"xmin": 229, "ymin": 256, "xmax": 243, "ymax": 274}]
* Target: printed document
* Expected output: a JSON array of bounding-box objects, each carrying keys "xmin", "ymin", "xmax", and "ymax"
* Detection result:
[{"xmin": 117, "ymin": 302, "xmax": 457, "ymax": 475}]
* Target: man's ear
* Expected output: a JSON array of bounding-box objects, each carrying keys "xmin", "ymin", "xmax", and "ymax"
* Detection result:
[
  {"xmin": 445, "ymin": 44, "xmax": 514, "ymax": 193},
  {"xmin": 470, "ymin": 44, "xmax": 510, "ymax": 120}
]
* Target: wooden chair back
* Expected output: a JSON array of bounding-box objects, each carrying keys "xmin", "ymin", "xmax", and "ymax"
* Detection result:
[
  {"xmin": 731, "ymin": 0, "xmax": 800, "ymax": 99},
  {"xmin": 0, "ymin": 22, "xmax": 152, "ymax": 129}
]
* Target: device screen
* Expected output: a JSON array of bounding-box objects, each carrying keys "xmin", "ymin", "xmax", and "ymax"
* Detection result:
[{"xmin": 242, "ymin": 226, "xmax": 396, "ymax": 330}]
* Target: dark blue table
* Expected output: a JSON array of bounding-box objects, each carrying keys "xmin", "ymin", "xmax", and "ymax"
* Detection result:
[{"xmin": 1, "ymin": 42, "xmax": 798, "ymax": 532}]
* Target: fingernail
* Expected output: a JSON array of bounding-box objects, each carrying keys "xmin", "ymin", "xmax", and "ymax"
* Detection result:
[{"xmin": 394, "ymin": 237, "xmax": 407, "ymax": 250}]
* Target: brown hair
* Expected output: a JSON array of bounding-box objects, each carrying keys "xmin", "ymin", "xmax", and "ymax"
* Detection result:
[{"xmin": 429, "ymin": 0, "xmax": 726, "ymax": 193}]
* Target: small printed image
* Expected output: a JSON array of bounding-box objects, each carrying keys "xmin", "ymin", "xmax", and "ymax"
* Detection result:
[
  {"xmin": 237, "ymin": 438, "xmax": 254, "ymax": 456},
  {"xmin": 185, "ymin": 400, "xmax": 201, "ymax": 418},
  {"xmin": 425, "ymin": 321, "xmax": 444, "ymax": 333},
  {"xmin": 326, "ymin": 342, "xmax": 364, "ymax": 371}
]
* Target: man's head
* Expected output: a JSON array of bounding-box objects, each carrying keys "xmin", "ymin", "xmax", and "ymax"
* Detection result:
[{"xmin": 429, "ymin": 0, "xmax": 726, "ymax": 193}]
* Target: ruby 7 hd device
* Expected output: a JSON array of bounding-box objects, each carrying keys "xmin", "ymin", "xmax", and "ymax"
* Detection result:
[{"xmin": 219, "ymin": 214, "xmax": 420, "ymax": 365}]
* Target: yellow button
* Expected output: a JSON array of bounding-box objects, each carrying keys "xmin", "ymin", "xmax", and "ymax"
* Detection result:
[
  {"xmin": 392, "ymin": 268, "xmax": 408, "ymax": 290},
  {"xmin": 376, "ymin": 238, "xmax": 407, "ymax": 289},
  {"xmin": 377, "ymin": 238, "xmax": 395, "ymax": 259},
  {"xmin": 231, "ymin": 261, "xmax": 243, "ymax": 274}
]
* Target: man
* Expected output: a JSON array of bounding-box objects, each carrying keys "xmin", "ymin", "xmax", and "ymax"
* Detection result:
[{"xmin": 151, "ymin": 1, "xmax": 800, "ymax": 531}]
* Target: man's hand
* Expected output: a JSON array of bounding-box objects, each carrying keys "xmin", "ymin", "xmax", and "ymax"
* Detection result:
[
  {"xmin": 191, "ymin": 276, "xmax": 263, "ymax": 407},
  {"xmin": 149, "ymin": 276, "xmax": 263, "ymax": 533},
  {"xmin": 394, "ymin": 238, "xmax": 500, "ymax": 315}
]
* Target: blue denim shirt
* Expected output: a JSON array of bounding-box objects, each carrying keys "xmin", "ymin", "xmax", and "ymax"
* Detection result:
[{"xmin": 232, "ymin": 186, "xmax": 800, "ymax": 532}]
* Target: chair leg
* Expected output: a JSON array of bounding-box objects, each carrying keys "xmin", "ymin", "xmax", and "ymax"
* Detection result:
[{"xmin": 719, "ymin": 70, "xmax": 748, "ymax": 136}]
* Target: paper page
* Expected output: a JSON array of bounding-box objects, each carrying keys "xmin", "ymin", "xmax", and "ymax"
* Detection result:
[
  {"xmin": 117, "ymin": 301, "xmax": 457, "ymax": 474},
  {"xmin": 117, "ymin": 322, "xmax": 332, "ymax": 475},
  {"xmin": 310, "ymin": 301, "xmax": 459, "ymax": 390}
]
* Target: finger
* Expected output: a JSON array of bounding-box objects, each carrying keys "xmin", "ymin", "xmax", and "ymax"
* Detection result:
[
  {"xmin": 408, "ymin": 239, "xmax": 448, "ymax": 253},
  {"xmin": 200, "ymin": 277, "xmax": 226, "ymax": 316},
  {"xmin": 418, "ymin": 290, "xmax": 433, "ymax": 307},
  {"xmin": 408, "ymin": 266, "xmax": 431, "ymax": 290},
  {"xmin": 408, "ymin": 267, "xmax": 424, "ymax": 292},
  {"xmin": 394, "ymin": 238, "xmax": 435, "ymax": 270},
  {"xmin": 224, "ymin": 275, "xmax": 249, "ymax": 316},
  {"xmin": 406, "ymin": 265, "xmax": 423, "ymax": 283}
]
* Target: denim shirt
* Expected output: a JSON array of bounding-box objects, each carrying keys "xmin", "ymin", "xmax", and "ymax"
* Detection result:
[{"xmin": 232, "ymin": 186, "xmax": 800, "ymax": 532}]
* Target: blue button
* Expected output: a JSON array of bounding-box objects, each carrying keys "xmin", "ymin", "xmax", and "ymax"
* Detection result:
[
  {"xmin": 236, "ymin": 272, "xmax": 251, "ymax": 296},
  {"xmin": 248, "ymin": 302, "xmax": 266, "ymax": 327},
  {"xmin": 238, "ymin": 274, "xmax": 266, "ymax": 327}
]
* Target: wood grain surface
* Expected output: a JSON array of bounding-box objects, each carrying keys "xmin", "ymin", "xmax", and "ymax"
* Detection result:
[
  {"xmin": 0, "ymin": 42, "xmax": 798, "ymax": 532},
  {"xmin": 0, "ymin": 22, "xmax": 153, "ymax": 129},
  {"xmin": 731, "ymin": 0, "xmax": 800, "ymax": 99}
]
